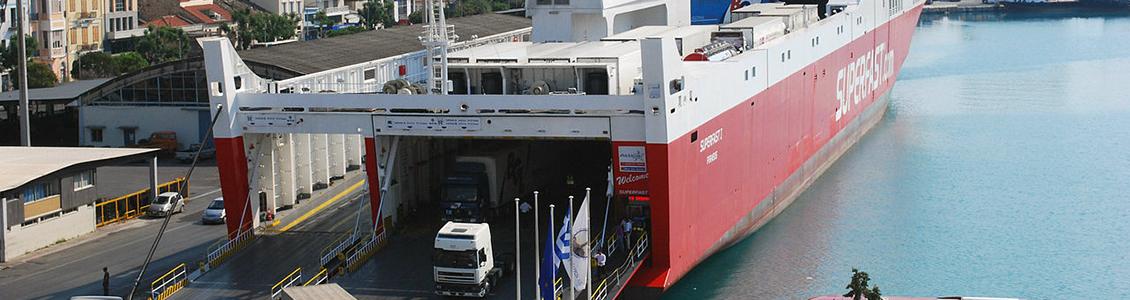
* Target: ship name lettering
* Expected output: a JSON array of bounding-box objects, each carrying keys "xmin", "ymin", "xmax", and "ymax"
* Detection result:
[
  {"xmin": 836, "ymin": 42, "xmax": 895, "ymax": 122},
  {"xmin": 699, "ymin": 128, "xmax": 724, "ymax": 153}
]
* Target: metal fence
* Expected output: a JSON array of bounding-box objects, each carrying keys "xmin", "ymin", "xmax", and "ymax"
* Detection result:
[
  {"xmin": 96, "ymin": 177, "xmax": 188, "ymax": 227},
  {"xmin": 320, "ymin": 231, "xmax": 359, "ymax": 267},
  {"xmin": 345, "ymin": 229, "xmax": 389, "ymax": 273},
  {"xmin": 206, "ymin": 229, "xmax": 255, "ymax": 269},
  {"xmin": 591, "ymin": 232, "xmax": 650, "ymax": 300},
  {"xmin": 303, "ymin": 268, "xmax": 329, "ymax": 286},
  {"xmin": 149, "ymin": 263, "xmax": 188, "ymax": 300},
  {"xmin": 270, "ymin": 267, "xmax": 302, "ymax": 299}
]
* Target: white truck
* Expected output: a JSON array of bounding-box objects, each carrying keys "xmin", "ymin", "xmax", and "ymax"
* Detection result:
[{"xmin": 433, "ymin": 222, "xmax": 513, "ymax": 297}]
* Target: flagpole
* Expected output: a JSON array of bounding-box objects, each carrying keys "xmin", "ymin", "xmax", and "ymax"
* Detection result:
[
  {"xmin": 585, "ymin": 188, "xmax": 592, "ymax": 300},
  {"xmin": 548, "ymin": 204, "xmax": 555, "ymax": 300},
  {"xmin": 568, "ymin": 195, "xmax": 575, "ymax": 300},
  {"xmin": 534, "ymin": 191, "xmax": 541, "ymax": 300},
  {"xmin": 515, "ymin": 198, "xmax": 521, "ymax": 299}
]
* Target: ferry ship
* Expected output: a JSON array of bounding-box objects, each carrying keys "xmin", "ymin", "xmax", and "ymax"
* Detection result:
[{"xmin": 200, "ymin": 0, "xmax": 925, "ymax": 296}]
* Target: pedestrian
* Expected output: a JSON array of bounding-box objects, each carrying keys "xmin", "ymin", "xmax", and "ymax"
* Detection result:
[
  {"xmin": 102, "ymin": 267, "xmax": 110, "ymax": 296},
  {"xmin": 623, "ymin": 217, "xmax": 634, "ymax": 245},
  {"xmin": 594, "ymin": 251, "xmax": 607, "ymax": 278}
]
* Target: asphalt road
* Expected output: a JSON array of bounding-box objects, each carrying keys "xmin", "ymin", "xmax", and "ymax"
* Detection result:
[
  {"xmin": 174, "ymin": 174, "xmax": 372, "ymax": 299},
  {"xmin": 0, "ymin": 159, "xmax": 227, "ymax": 299}
]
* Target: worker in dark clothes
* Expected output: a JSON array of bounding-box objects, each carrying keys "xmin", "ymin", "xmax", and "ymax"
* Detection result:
[{"xmin": 102, "ymin": 267, "xmax": 110, "ymax": 296}]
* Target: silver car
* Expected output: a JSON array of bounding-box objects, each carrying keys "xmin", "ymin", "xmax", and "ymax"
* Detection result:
[
  {"xmin": 147, "ymin": 192, "xmax": 184, "ymax": 217},
  {"xmin": 201, "ymin": 197, "xmax": 225, "ymax": 224}
]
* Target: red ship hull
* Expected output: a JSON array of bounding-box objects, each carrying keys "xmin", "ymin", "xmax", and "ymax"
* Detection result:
[{"xmin": 625, "ymin": 4, "xmax": 925, "ymax": 294}]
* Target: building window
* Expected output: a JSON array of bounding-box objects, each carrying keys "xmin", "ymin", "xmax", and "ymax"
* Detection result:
[
  {"xmin": 363, "ymin": 68, "xmax": 376, "ymax": 81},
  {"xmin": 74, "ymin": 170, "xmax": 94, "ymax": 191},
  {"xmin": 122, "ymin": 128, "xmax": 136, "ymax": 145},
  {"xmin": 22, "ymin": 181, "xmax": 60, "ymax": 204},
  {"xmin": 90, "ymin": 127, "xmax": 103, "ymax": 142}
]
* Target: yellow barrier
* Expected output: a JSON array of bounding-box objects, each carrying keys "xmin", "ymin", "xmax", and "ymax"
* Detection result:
[
  {"xmin": 270, "ymin": 267, "xmax": 302, "ymax": 299},
  {"xmin": 303, "ymin": 268, "xmax": 328, "ymax": 286},
  {"xmin": 150, "ymin": 263, "xmax": 188, "ymax": 300},
  {"xmin": 96, "ymin": 177, "xmax": 188, "ymax": 227}
]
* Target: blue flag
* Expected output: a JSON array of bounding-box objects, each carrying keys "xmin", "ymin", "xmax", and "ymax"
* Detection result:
[{"xmin": 539, "ymin": 221, "xmax": 557, "ymax": 300}]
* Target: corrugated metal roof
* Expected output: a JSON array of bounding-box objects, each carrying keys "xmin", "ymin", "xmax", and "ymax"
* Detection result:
[
  {"xmin": 238, "ymin": 13, "xmax": 532, "ymax": 75},
  {"xmin": 0, "ymin": 79, "xmax": 112, "ymax": 102}
]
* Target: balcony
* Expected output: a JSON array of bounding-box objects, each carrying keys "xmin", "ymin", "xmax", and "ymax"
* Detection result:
[
  {"xmin": 50, "ymin": 47, "xmax": 65, "ymax": 58},
  {"xmin": 322, "ymin": 5, "xmax": 350, "ymax": 17}
]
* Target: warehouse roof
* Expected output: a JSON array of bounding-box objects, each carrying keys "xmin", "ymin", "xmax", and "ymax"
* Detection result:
[
  {"xmin": 0, "ymin": 79, "xmax": 111, "ymax": 103},
  {"xmin": 238, "ymin": 13, "xmax": 532, "ymax": 75},
  {"xmin": 0, "ymin": 147, "xmax": 159, "ymax": 192}
]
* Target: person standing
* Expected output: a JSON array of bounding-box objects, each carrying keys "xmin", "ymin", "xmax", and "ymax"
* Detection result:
[{"xmin": 102, "ymin": 267, "xmax": 110, "ymax": 296}]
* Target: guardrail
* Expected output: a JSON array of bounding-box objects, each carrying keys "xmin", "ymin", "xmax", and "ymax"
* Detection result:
[
  {"xmin": 303, "ymin": 268, "xmax": 329, "ymax": 286},
  {"xmin": 320, "ymin": 232, "xmax": 359, "ymax": 267},
  {"xmin": 96, "ymin": 177, "xmax": 187, "ymax": 227},
  {"xmin": 206, "ymin": 229, "xmax": 255, "ymax": 269},
  {"xmin": 345, "ymin": 230, "xmax": 389, "ymax": 273},
  {"xmin": 591, "ymin": 232, "xmax": 650, "ymax": 300},
  {"xmin": 270, "ymin": 267, "xmax": 302, "ymax": 299},
  {"xmin": 149, "ymin": 263, "xmax": 188, "ymax": 300}
]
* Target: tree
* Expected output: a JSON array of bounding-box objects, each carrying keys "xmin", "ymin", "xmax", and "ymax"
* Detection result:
[
  {"xmin": 0, "ymin": 35, "xmax": 39, "ymax": 71},
  {"xmin": 113, "ymin": 52, "xmax": 150, "ymax": 74},
  {"xmin": 313, "ymin": 11, "xmax": 334, "ymax": 38},
  {"xmin": 409, "ymin": 10, "xmax": 422, "ymax": 24},
  {"xmin": 137, "ymin": 26, "xmax": 191, "ymax": 64},
  {"xmin": 843, "ymin": 268, "xmax": 870, "ymax": 300},
  {"xmin": 359, "ymin": 0, "xmax": 396, "ymax": 29},
  {"xmin": 226, "ymin": 10, "xmax": 299, "ymax": 49},
  {"xmin": 16, "ymin": 62, "xmax": 59, "ymax": 88},
  {"xmin": 866, "ymin": 286, "xmax": 883, "ymax": 300},
  {"xmin": 71, "ymin": 52, "xmax": 114, "ymax": 79}
]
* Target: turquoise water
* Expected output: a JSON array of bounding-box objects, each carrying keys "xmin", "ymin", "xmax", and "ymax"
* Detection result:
[{"xmin": 664, "ymin": 10, "xmax": 1130, "ymax": 299}]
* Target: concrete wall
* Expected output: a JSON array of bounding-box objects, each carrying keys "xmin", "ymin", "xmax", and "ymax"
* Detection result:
[
  {"xmin": 3, "ymin": 204, "xmax": 95, "ymax": 261},
  {"xmin": 81, "ymin": 106, "xmax": 208, "ymax": 148}
]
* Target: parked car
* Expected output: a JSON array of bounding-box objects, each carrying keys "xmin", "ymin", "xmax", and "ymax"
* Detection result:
[
  {"xmin": 201, "ymin": 197, "xmax": 226, "ymax": 224},
  {"xmin": 176, "ymin": 143, "xmax": 216, "ymax": 163},
  {"xmin": 147, "ymin": 192, "xmax": 185, "ymax": 217}
]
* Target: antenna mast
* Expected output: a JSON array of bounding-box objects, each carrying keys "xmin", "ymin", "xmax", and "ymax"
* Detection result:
[{"xmin": 422, "ymin": 0, "xmax": 457, "ymax": 94}]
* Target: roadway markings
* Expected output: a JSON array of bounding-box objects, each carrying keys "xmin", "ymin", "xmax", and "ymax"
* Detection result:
[{"xmin": 276, "ymin": 180, "xmax": 366, "ymax": 233}]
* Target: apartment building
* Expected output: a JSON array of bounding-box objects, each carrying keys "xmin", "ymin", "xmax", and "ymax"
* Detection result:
[
  {"xmin": 30, "ymin": 0, "xmax": 68, "ymax": 80},
  {"xmin": 64, "ymin": 0, "xmax": 104, "ymax": 80},
  {"xmin": 103, "ymin": 0, "xmax": 142, "ymax": 52}
]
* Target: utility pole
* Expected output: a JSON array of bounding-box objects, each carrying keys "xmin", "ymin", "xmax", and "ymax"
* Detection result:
[
  {"xmin": 514, "ymin": 198, "xmax": 521, "ymax": 299},
  {"xmin": 533, "ymin": 191, "xmax": 540, "ymax": 299},
  {"xmin": 17, "ymin": 0, "xmax": 31, "ymax": 146}
]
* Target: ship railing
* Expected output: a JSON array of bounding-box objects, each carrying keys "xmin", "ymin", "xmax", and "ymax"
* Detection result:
[
  {"xmin": 270, "ymin": 267, "xmax": 302, "ymax": 299},
  {"xmin": 149, "ymin": 263, "xmax": 188, "ymax": 300},
  {"xmin": 303, "ymin": 268, "xmax": 329, "ymax": 286},
  {"xmin": 320, "ymin": 231, "xmax": 359, "ymax": 267},
  {"xmin": 206, "ymin": 228, "xmax": 255, "ymax": 269},
  {"xmin": 345, "ymin": 228, "xmax": 390, "ymax": 272},
  {"xmin": 591, "ymin": 232, "xmax": 650, "ymax": 300}
]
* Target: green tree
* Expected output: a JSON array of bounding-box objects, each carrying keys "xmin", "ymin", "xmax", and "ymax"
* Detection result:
[
  {"xmin": 326, "ymin": 26, "xmax": 367, "ymax": 37},
  {"xmin": 1, "ymin": 35, "xmax": 40, "ymax": 71},
  {"xmin": 71, "ymin": 52, "xmax": 114, "ymax": 79},
  {"xmin": 137, "ymin": 26, "xmax": 191, "ymax": 64},
  {"xmin": 409, "ymin": 10, "xmax": 422, "ymax": 24},
  {"xmin": 843, "ymin": 268, "xmax": 871, "ymax": 300},
  {"xmin": 313, "ymin": 11, "xmax": 334, "ymax": 38},
  {"xmin": 359, "ymin": 0, "xmax": 396, "ymax": 29},
  {"xmin": 113, "ymin": 52, "xmax": 150, "ymax": 74},
  {"xmin": 226, "ymin": 10, "xmax": 298, "ymax": 49},
  {"xmin": 866, "ymin": 286, "xmax": 883, "ymax": 300},
  {"xmin": 18, "ymin": 62, "xmax": 59, "ymax": 88}
]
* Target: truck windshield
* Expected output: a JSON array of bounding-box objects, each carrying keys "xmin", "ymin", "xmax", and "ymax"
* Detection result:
[
  {"xmin": 443, "ymin": 185, "xmax": 479, "ymax": 202},
  {"xmin": 433, "ymin": 249, "xmax": 477, "ymax": 268}
]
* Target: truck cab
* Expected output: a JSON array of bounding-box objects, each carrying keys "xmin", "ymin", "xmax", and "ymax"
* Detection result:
[
  {"xmin": 433, "ymin": 222, "xmax": 503, "ymax": 297},
  {"xmin": 440, "ymin": 158, "xmax": 498, "ymax": 223}
]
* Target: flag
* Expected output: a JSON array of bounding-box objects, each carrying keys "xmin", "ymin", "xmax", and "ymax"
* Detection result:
[
  {"xmin": 539, "ymin": 221, "xmax": 557, "ymax": 300},
  {"xmin": 570, "ymin": 194, "xmax": 592, "ymax": 295},
  {"xmin": 555, "ymin": 209, "xmax": 573, "ymax": 284}
]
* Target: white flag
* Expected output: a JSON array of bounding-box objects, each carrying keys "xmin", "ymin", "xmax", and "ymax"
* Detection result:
[{"xmin": 570, "ymin": 194, "xmax": 592, "ymax": 295}]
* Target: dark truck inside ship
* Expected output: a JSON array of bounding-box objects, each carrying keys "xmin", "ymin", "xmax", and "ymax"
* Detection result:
[{"xmin": 337, "ymin": 137, "xmax": 652, "ymax": 299}]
